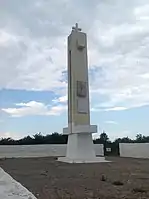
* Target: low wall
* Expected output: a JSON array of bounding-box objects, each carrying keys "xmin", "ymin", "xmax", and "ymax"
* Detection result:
[
  {"xmin": 119, "ymin": 143, "xmax": 149, "ymax": 159},
  {"xmin": 0, "ymin": 144, "xmax": 104, "ymax": 158}
]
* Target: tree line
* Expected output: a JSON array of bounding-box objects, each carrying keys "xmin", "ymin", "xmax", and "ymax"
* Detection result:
[
  {"xmin": 0, "ymin": 132, "xmax": 148, "ymax": 156},
  {"xmin": 0, "ymin": 132, "xmax": 148, "ymax": 145}
]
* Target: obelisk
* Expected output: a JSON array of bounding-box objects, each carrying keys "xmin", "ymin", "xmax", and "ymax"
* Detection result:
[{"xmin": 58, "ymin": 23, "xmax": 106, "ymax": 163}]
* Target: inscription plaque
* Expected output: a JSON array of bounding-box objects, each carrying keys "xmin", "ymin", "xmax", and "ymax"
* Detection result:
[
  {"xmin": 77, "ymin": 98, "xmax": 88, "ymax": 113},
  {"xmin": 77, "ymin": 81, "xmax": 87, "ymax": 97}
]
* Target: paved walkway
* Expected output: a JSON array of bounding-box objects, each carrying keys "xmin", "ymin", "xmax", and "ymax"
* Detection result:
[{"xmin": 0, "ymin": 167, "xmax": 37, "ymax": 199}]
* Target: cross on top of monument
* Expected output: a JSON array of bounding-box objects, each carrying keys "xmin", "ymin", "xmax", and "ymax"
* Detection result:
[{"xmin": 72, "ymin": 23, "xmax": 82, "ymax": 32}]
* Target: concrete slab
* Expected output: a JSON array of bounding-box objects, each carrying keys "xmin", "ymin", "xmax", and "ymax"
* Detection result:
[
  {"xmin": 0, "ymin": 167, "xmax": 37, "ymax": 199},
  {"xmin": 58, "ymin": 156, "xmax": 110, "ymax": 163}
]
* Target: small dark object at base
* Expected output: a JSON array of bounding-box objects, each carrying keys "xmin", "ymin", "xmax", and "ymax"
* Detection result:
[
  {"xmin": 101, "ymin": 175, "xmax": 106, "ymax": 181},
  {"xmin": 112, "ymin": 181, "xmax": 124, "ymax": 186},
  {"xmin": 133, "ymin": 187, "xmax": 147, "ymax": 193}
]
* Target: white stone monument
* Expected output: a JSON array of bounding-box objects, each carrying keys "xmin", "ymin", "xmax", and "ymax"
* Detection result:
[{"xmin": 58, "ymin": 23, "xmax": 106, "ymax": 163}]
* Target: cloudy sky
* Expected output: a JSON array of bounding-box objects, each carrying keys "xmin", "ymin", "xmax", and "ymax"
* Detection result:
[{"xmin": 0, "ymin": 0, "xmax": 149, "ymax": 140}]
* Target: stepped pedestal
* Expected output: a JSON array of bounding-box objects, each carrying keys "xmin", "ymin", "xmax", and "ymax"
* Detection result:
[{"xmin": 58, "ymin": 125, "xmax": 107, "ymax": 163}]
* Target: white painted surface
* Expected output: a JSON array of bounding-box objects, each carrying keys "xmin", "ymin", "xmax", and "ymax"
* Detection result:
[
  {"xmin": 77, "ymin": 31, "xmax": 86, "ymax": 48},
  {"xmin": 74, "ymin": 125, "xmax": 97, "ymax": 134},
  {"xmin": 63, "ymin": 124, "xmax": 97, "ymax": 135},
  {"xmin": 0, "ymin": 167, "xmax": 36, "ymax": 199},
  {"xmin": 58, "ymin": 134, "xmax": 105, "ymax": 163},
  {"xmin": 58, "ymin": 156, "xmax": 108, "ymax": 163},
  {"xmin": 106, "ymin": 148, "xmax": 111, "ymax": 152},
  {"xmin": 119, "ymin": 143, "xmax": 149, "ymax": 159},
  {"xmin": 66, "ymin": 133, "xmax": 96, "ymax": 159},
  {"xmin": 0, "ymin": 144, "xmax": 104, "ymax": 158},
  {"xmin": 77, "ymin": 98, "xmax": 88, "ymax": 113}
]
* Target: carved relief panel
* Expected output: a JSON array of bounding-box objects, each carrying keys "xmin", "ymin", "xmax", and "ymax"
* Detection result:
[
  {"xmin": 77, "ymin": 81, "xmax": 87, "ymax": 98},
  {"xmin": 77, "ymin": 81, "xmax": 88, "ymax": 114}
]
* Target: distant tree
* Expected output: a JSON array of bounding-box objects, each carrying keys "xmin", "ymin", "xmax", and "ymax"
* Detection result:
[
  {"xmin": 0, "ymin": 137, "xmax": 15, "ymax": 145},
  {"xmin": 135, "ymin": 134, "xmax": 149, "ymax": 143},
  {"xmin": 17, "ymin": 136, "xmax": 33, "ymax": 145},
  {"xmin": 136, "ymin": 134, "xmax": 143, "ymax": 142},
  {"xmin": 49, "ymin": 133, "xmax": 67, "ymax": 144},
  {"xmin": 33, "ymin": 132, "xmax": 44, "ymax": 144},
  {"xmin": 94, "ymin": 131, "xmax": 110, "ymax": 144},
  {"xmin": 114, "ymin": 137, "xmax": 133, "ymax": 143},
  {"xmin": 100, "ymin": 131, "xmax": 109, "ymax": 143}
]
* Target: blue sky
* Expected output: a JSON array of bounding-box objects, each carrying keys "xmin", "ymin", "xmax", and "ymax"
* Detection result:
[{"xmin": 0, "ymin": 0, "xmax": 149, "ymax": 140}]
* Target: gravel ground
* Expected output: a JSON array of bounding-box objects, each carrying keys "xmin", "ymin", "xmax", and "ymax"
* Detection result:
[{"xmin": 0, "ymin": 157, "xmax": 149, "ymax": 199}]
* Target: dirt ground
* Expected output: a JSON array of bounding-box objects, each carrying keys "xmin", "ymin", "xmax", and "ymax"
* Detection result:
[{"xmin": 0, "ymin": 157, "xmax": 149, "ymax": 199}]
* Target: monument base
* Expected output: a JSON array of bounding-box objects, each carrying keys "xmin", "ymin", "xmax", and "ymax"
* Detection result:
[
  {"xmin": 58, "ymin": 156, "xmax": 108, "ymax": 163},
  {"xmin": 58, "ymin": 131, "xmax": 108, "ymax": 164}
]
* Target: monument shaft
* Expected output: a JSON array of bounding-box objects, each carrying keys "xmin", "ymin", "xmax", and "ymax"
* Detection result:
[{"xmin": 68, "ymin": 28, "xmax": 90, "ymax": 129}]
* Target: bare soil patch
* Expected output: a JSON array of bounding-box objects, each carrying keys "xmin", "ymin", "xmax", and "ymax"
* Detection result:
[{"xmin": 0, "ymin": 157, "xmax": 149, "ymax": 199}]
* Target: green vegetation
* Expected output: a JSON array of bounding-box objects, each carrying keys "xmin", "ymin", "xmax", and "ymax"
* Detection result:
[
  {"xmin": 0, "ymin": 132, "xmax": 148, "ymax": 156},
  {"xmin": 0, "ymin": 133, "xmax": 68, "ymax": 145}
]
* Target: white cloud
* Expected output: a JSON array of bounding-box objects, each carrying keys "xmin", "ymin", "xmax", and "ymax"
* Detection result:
[
  {"xmin": 2, "ymin": 101, "xmax": 67, "ymax": 117},
  {"xmin": 0, "ymin": 0, "xmax": 149, "ymax": 110},
  {"xmin": 0, "ymin": 132, "xmax": 21, "ymax": 139},
  {"xmin": 105, "ymin": 107, "xmax": 128, "ymax": 111},
  {"xmin": 0, "ymin": 30, "xmax": 18, "ymax": 46},
  {"xmin": 105, "ymin": 121, "xmax": 118, "ymax": 125},
  {"xmin": 52, "ymin": 95, "xmax": 67, "ymax": 103}
]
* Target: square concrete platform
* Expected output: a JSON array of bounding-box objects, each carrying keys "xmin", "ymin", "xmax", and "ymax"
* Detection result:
[{"xmin": 58, "ymin": 156, "xmax": 110, "ymax": 163}]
